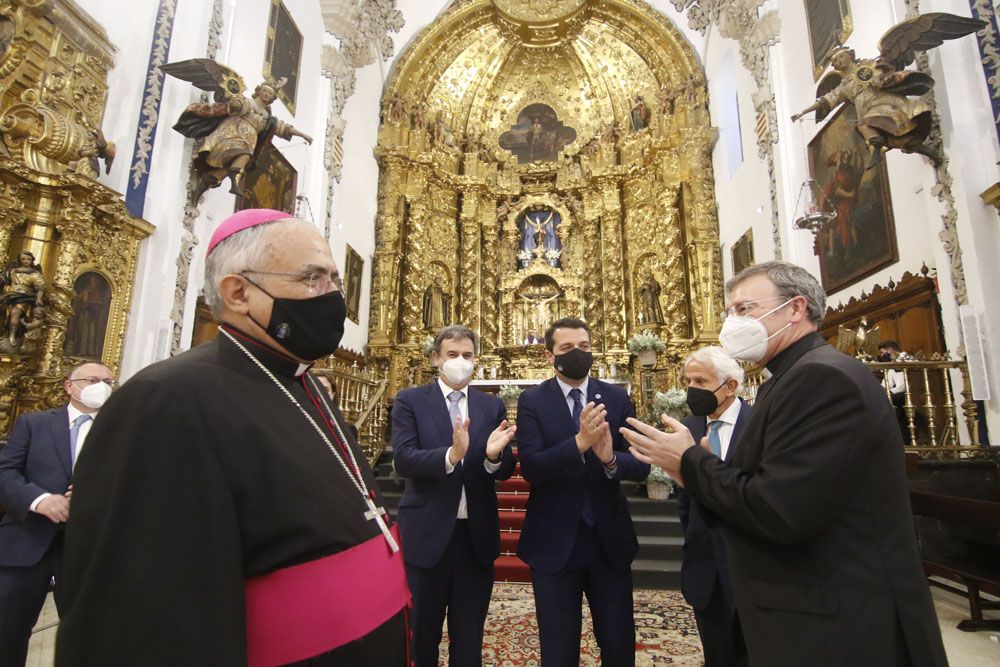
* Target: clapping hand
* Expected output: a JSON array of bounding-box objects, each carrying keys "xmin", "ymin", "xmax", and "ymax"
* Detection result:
[
  {"xmin": 485, "ymin": 419, "xmax": 517, "ymax": 461},
  {"xmin": 619, "ymin": 414, "xmax": 696, "ymax": 487},
  {"xmin": 575, "ymin": 402, "xmax": 608, "ymax": 454},
  {"xmin": 448, "ymin": 415, "xmax": 471, "ymax": 465}
]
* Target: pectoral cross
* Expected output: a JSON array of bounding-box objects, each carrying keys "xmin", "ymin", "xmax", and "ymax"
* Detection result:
[{"xmin": 364, "ymin": 497, "xmax": 400, "ymax": 553}]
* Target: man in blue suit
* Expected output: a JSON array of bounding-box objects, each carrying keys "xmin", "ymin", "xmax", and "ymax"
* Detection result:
[
  {"xmin": 392, "ymin": 325, "xmax": 517, "ymax": 667},
  {"xmin": 0, "ymin": 361, "xmax": 114, "ymax": 665},
  {"xmin": 677, "ymin": 347, "xmax": 751, "ymax": 666},
  {"xmin": 516, "ymin": 317, "xmax": 649, "ymax": 666}
]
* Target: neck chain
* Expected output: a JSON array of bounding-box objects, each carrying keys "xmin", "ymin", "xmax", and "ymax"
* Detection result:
[{"xmin": 221, "ymin": 329, "xmax": 366, "ymax": 497}]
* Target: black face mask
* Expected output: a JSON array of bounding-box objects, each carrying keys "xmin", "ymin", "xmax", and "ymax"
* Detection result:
[
  {"xmin": 878, "ymin": 352, "xmax": 892, "ymax": 362},
  {"xmin": 686, "ymin": 382, "xmax": 727, "ymax": 417},
  {"xmin": 553, "ymin": 347, "xmax": 593, "ymax": 381},
  {"xmin": 246, "ymin": 279, "xmax": 346, "ymax": 360}
]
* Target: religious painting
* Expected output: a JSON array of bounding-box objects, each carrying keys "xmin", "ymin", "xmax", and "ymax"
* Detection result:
[
  {"xmin": 731, "ymin": 228, "xmax": 754, "ymax": 276},
  {"xmin": 63, "ymin": 271, "xmax": 111, "ymax": 359},
  {"xmin": 264, "ymin": 0, "xmax": 303, "ymax": 114},
  {"xmin": 343, "ymin": 244, "xmax": 363, "ymax": 324},
  {"xmin": 190, "ymin": 296, "xmax": 220, "ymax": 348},
  {"xmin": 498, "ymin": 103, "xmax": 577, "ymax": 164},
  {"xmin": 234, "ymin": 147, "xmax": 297, "ymax": 213},
  {"xmin": 808, "ymin": 105, "xmax": 898, "ymax": 295},
  {"xmin": 517, "ymin": 206, "xmax": 562, "ymax": 268},
  {"xmin": 805, "ymin": 0, "xmax": 852, "ymax": 80}
]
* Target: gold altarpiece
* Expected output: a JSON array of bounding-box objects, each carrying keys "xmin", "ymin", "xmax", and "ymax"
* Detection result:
[
  {"xmin": 368, "ymin": 0, "xmax": 724, "ymax": 404},
  {"xmin": 0, "ymin": 0, "xmax": 152, "ymax": 434}
]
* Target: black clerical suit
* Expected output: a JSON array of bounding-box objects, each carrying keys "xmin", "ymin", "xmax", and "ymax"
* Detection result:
[
  {"xmin": 55, "ymin": 327, "xmax": 407, "ymax": 666},
  {"xmin": 680, "ymin": 333, "xmax": 947, "ymax": 666},
  {"xmin": 678, "ymin": 398, "xmax": 751, "ymax": 667}
]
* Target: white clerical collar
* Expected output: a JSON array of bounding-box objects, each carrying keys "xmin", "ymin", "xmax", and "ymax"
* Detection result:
[
  {"xmin": 556, "ymin": 375, "xmax": 589, "ymax": 399},
  {"xmin": 295, "ymin": 363, "xmax": 311, "ymax": 377},
  {"xmin": 437, "ymin": 378, "xmax": 469, "ymax": 401},
  {"xmin": 710, "ymin": 396, "xmax": 742, "ymax": 426}
]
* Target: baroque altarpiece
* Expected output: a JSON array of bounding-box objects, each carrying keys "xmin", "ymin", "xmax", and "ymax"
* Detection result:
[
  {"xmin": 0, "ymin": 0, "xmax": 152, "ymax": 434},
  {"xmin": 368, "ymin": 0, "xmax": 725, "ymax": 399}
]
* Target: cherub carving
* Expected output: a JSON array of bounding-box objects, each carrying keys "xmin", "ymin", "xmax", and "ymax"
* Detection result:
[{"xmin": 792, "ymin": 13, "xmax": 985, "ymax": 169}]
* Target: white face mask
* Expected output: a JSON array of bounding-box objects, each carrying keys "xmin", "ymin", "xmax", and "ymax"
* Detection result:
[
  {"xmin": 719, "ymin": 298, "xmax": 794, "ymax": 363},
  {"xmin": 78, "ymin": 382, "xmax": 112, "ymax": 410},
  {"xmin": 440, "ymin": 357, "xmax": 474, "ymax": 386}
]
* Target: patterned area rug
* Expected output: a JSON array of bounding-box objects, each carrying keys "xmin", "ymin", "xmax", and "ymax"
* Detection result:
[{"xmin": 439, "ymin": 583, "xmax": 704, "ymax": 666}]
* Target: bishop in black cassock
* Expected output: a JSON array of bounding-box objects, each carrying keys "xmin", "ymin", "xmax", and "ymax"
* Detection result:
[{"xmin": 55, "ymin": 209, "xmax": 409, "ymax": 666}]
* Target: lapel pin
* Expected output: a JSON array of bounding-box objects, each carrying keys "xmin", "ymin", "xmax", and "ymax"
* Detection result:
[{"xmin": 595, "ymin": 394, "xmax": 601, "ymax": 400}]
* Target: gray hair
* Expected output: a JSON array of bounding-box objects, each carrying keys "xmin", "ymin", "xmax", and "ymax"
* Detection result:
[
  {"xmin": 683, "ymin": 346, "xmax": 744, "ymax": 390},
  {"xmin": 203, "ymin": 219, "xmax": 292, "ymax": 318},
  {"xmin": 433, "ymin": 325, "xmax": 479, "ymax": 355},
  {"xmin": 67, "ymin": 361, "xmax": 111, "ymax": 380},
  {"xmin": 726, "ymin": 260, "xmax": 826, "ymax": 327}
]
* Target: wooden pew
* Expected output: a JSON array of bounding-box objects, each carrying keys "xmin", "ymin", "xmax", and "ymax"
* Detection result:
[{"xmin": 910, "ymin": 490, "xmax": 1000, "ymax": 631}]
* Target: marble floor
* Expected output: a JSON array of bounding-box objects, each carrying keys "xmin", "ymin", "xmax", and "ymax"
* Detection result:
[{"xmin": 27, "ymin": 582, "xmax": 1000, "ymax": 666}]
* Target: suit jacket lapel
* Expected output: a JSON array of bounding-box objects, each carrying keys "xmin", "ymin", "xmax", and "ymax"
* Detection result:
[
  {"xmin": 51, "ymin": 406, "xmax": 72, "ymax": 476},
  {"xmin": 547, "ymin": 378, "xmax": 577, "ymax": 439},
  {"xmin": 467, "ymin": 388, "xmax": 488, "ymax": 453},
  {"xmin": 724, "ymin": 400, "xmax": 750, "ymax": 464},
  {"xmin": 427, "ymin": 383, "xmax": 455, "ymax": 447}
]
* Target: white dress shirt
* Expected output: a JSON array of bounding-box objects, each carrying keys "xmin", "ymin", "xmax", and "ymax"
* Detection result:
[
  {"xmin": 30, "ymin": 404, "xmax": 97, "ymax": 513},
  {"xmin": 440, "ymin": 379, "xmax": 501, "ymax": 519},
  {"xmin": 706, "ymin": 397, "xmax": 742, "ymax": 461}
]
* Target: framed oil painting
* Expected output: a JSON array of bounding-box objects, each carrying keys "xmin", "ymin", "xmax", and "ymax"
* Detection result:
[
  {"xmin": 64, "ymin": 271, "xmax": 111, "ymax": 359},
  {"xmin": 235, "ymin": 147, "xmax": 297, "ymax": 213},
  {"xmin": 805, "ymin": 0, "xmax": 852, "ymax": 80},
  {"xmin": 264, "ymin": 0, "xmax": 303, "ymax": 114},
  {"xmin": 344, "ymin": 244, "xmax": 363, "ymax": 324},
  {"xmin": 731, "ymin": 228, "xmax": 754, "ymax": 276},
  {"xmin": 808, "ymin": 105, "xmax": 898, "ymax": 295},
  {"xmin": 190, "ymin": 296, "xmax": 220, "ymax": 348},
  {"xmin": 498, "ymin": 103, "xmax": 577, "ymax": 164}
]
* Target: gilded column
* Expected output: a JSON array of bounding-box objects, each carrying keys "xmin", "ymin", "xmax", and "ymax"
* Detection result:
[
  {"xmin": 680, "ymin": 128, "xmax": 723, "ymax": 339},
  {"xmin": 658, "ymin": 190, "xmax": 689, "ymax": 340},
  {"xmin": 400, "ymin": 200, "xmax": 428, "ymax": 343},
  {"xmin": 458, "ymin": 189, "xmax": 482, "ymax": 335},
  {"xmin": 369, "ymin": 167, "xmax": 404, "ymax": 345},
  {"xmin": 581, "ymin": 202, "xmax": 603, "ymax": 350},
  {"xmin": 599, "ymin": 186, "xmax": 626, "ymax": 349},
  {"xmin": 480, "ymin": 203, "xmax": 499, "ymax": 351}
]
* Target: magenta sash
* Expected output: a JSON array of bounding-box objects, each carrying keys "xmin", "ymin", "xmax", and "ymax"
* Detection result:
[{"xmin": 245, "ymin": 524, "xmax": 409, "ymax": 667}]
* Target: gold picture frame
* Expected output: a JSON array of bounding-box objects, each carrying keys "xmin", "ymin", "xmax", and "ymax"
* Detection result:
[
  {"xmin": 263, "ymin": 0, "xmax": 303, "ymax": 114},
  {"xmin": 731, "ymin": 228, "xmax": 755, "ymax": 277},
  {"xmin": 806, "ymin": 0, "xmax": 853, "ymax": 81},
  {"xmin": 344, "ymin": 245, "xmax": 364, "ymax": 324}
]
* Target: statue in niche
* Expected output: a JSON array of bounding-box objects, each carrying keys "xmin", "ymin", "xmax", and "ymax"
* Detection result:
[
  {"xmin": 630, "ymin": 94, "xmax": 650, "ymax": 131},
  {"xmin": 64, "ymin": 272, "xmax": 112, "ymax": 359},
  {"xmin": 657, "ymin": 83, "xmax": 677, "ymax": 115},
  {"xmin": 18, "ymin": 305, "xmax": 46, "ymax": 353},
  {"xmin": 638, "ymin": 270, "xmax": 665, "ymax": 325},
  {"xmin": 431, "ymin": 114, "xmax": 455, "ymax": 148},
  {"xmin": 410, "ymin": 103, "xmax": 427, "ymax": 131},
  {"xmin": 518, "ymin": 208, "xmax": 562, "ymax": 268},
  {"xmin": 791, "ymin": 13, "xmax": 984, "ymax": 170},
  {"xmin": 0, "ymin": 251, "xmax": 45, "ymax": 351},
  {"xmin": 517, "ymin": 285, "xmax": 561, "ymax": 343},
  {"xmin": 422, "ymin": 278, "xmax": 450, "ymax": 329},
  {"xmin": 163, "ymin": 60, "xmax": 314, "ymax": 204},
  {"xmin": 382, "ymin": 92, "xmax": 408, "ymax": 124}
]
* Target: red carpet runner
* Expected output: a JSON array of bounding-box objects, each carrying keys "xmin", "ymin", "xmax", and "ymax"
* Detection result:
[{"xmin": 495, "ymin": 461, "xmax": 532, "ymax": 582}]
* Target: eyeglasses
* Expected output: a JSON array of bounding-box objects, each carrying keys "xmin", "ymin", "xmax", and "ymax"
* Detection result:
[
  {"xmin": 69, "ymin": 377, "xmax": 116, "ymax": 387},
  {"xmin": 243, "ymin": 269, "xmax": 342, "ymax": 293},
  {"xmin": 720, "ymin": 296, "xmax": 787, "ymax": 320}
]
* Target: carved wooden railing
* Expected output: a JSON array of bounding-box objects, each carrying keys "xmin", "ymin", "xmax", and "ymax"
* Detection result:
[
  {"xmin": 743, "ymin": 356, "xmax": 988, "ymax": 459},
  {"xmin": 314, "ymin": 361, "xmax": 390, "ymax": 464}
]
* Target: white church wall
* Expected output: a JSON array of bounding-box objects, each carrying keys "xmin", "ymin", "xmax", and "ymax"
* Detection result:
[{"xmin": 81, "ymin": 0, "xmax": 328, "ymax": 379}]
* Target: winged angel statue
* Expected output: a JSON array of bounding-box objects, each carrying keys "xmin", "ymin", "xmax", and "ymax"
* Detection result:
[
  {"xmin": 836, "ymin": 318, "xmax": 881, "ymax": 361},
  {"xmin": 791, "ymin": 13, "xmax": 985, "ymax": 170},
  {"xmin": 161, "ymin": 59, "xmax": 313, "ymax": 204}
]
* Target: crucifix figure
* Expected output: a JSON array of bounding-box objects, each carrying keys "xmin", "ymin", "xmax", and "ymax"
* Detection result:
[{"xmin": 365, "ymin": 496, "xmax": 400, "ymax": 553}]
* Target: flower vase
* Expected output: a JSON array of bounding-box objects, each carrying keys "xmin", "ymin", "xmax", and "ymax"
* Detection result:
[{"xmin": 647, "ymin": 481, "xmax": 670, "ymax": 500}]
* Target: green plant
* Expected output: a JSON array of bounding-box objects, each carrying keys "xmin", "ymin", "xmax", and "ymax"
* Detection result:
[
  {"xmin": 627, "ymin": 331, "xmax": 666, "ymax": 354},
  {"xmin": 498, "ymin": 383, "xmax": 523, "ymax": 403},
  {"xmin": 650, "ymin": 388, "xmax": 689, "ymax": 422},
  {"xmin": 646, "ymin": 465, "xmax": 673, "ymax": 485}
]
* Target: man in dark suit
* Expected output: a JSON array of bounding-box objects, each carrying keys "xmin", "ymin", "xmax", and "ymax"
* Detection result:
[
  {"xmin": 0, "ymin": 361, "xmax": 114, "ymax": 665},
  {"xmin": 623, "ymin": 261, "xmax": 947, "ymax": 666},
  {"xmin": 516, "ymin": 317, "xmax": 649, "ymax": 666},
  {"xmin": 677, "ymin": 346, "xmax": 751, "ymax": 666},
  {"xmin": 392, "ymin": 325, "xmax": 517, "ymax": 667}
]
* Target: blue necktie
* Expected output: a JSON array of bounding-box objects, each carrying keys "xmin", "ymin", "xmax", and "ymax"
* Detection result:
[
  {"xmin": 570, "ymin": 388, "xmax": 595, "ymax": 526},
  {"xmin": 708, "ymin": 419, "xmax": 724, "ymax": 459},
  {"xmin": 70, "ymin": 413, "xmax": 92, "ymax": 467},
  {"xmin": 569, "ymin": 388, "xmax": 583, "ymax": 428}
]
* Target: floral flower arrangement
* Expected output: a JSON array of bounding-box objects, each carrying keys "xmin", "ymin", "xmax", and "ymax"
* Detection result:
[
  {"xmin": 627, "ymin": 330, "xmax": 666, "ymax": 354},
  {"xmin": 643, "ymin": 389, "xmax": 690, "ymax": 497},
  {"xmin": 498, "ymin": 383, "xmax": 523, "ymax": 404}
]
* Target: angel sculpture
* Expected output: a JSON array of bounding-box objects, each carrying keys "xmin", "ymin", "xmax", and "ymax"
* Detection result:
[
  {"xmin": 791, "ymin": 13, "xmax": 985, "ymax": 170},
  {"xmin": 162, "ymin": 59, "xmax": 313, "ymax": 204},
  {"xmin": 836, "ymin": 317, "xmax": 881, "ymax": 361}
]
